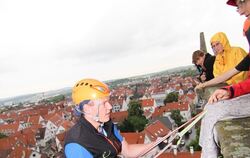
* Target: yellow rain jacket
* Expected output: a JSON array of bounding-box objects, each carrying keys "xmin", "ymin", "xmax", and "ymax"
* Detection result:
[{"xmin": 211, "ymin": 32, "xmax": 248, "ymax": 85}]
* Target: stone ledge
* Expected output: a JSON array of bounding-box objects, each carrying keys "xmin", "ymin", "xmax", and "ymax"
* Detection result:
[{"xmin": 215, "ymin": 117, "xmax": 250, "ymax": 158}]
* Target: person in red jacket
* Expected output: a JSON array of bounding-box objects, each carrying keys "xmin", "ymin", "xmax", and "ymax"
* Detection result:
[{"xmin": 208, "ymin": 78, "xmax": 250, "ymax": 103}]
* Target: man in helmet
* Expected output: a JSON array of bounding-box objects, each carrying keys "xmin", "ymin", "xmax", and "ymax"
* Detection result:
[{"xmin": 64, "ymin": 78, "xmax": 157, "ymax": 158}]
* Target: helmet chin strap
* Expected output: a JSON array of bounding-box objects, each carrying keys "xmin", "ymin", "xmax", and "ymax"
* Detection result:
[
  {"xmin": 75, "ymin": 101, "xmax": 103, "ymax": 124},
  {"xmin": 75, "ymin": 100, "xmax": 108, "ymax": 135}
]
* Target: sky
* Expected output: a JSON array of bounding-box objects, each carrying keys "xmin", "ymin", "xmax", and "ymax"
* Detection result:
[{"xmin": 0, "ymin": 0, "xmax": 248, "ymax": 99}]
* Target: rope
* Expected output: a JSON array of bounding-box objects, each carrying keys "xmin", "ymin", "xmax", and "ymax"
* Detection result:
[
  {"xmin": 135, "ymin": 110, "xmax": 207, "ymax": 158},
  {"xmin": 176, "ymin": 110, "xmax": 207, "ymax": 146},
  {"xmin": 154, "ymin": 110, "xmax": 207, "ymax": 158}
]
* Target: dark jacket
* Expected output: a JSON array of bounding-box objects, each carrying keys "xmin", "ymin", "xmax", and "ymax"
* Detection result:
[
  {"xmin": 203, "ymin": 53, "xmax": 215, "ymax": 81},
  {"xmin": 64, "ymin": 117, "xmax": 122, "ymax": 158},
  {"xmin": 196, "ymin": 53, "xmax": 215, "ymax": 82}
]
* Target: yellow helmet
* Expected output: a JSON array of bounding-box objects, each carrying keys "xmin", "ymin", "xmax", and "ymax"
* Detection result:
[{"xmin": 72, "ymin": 78, "xmax": 110, "ymax": 105}]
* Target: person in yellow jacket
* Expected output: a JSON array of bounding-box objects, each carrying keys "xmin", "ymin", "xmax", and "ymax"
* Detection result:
[{"xmin": 211, "ymin": 32, "xmax": 248, "ymax": 85}]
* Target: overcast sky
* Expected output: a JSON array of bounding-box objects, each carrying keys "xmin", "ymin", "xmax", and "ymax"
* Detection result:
[{"xmin": 0, "ymin": 0, "xmax": 248, "ymax": 99}]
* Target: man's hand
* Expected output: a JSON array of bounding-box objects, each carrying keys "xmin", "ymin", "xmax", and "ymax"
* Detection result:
[
  {"xmin": 200, "ymin": 73, "xmax": 206, "ymax": 82},
  {"xmin": 208, "ymin": 89, "xmax": 230, "ymax": 104},
  {"xmin": 195, "ymin": 83, "xmax": 204, "ymax": 91}
]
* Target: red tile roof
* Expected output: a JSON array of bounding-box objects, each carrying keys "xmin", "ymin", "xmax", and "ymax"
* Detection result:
[
  {"xmin": 0, "ymin": 114, "xmax": 9, "ymax": 120},
  {"xmin": 48, "ymin": 113, "xmax": 64, "ymax": 127},
  {"xmin": 141, "ymin": 99, "xmax": 154, "ymax": 107},
  {"xmin": 121, "ymin": 132, "xmax": 145, "ymax": 144},
  {"xmin": 0, "ymin": 112, "xmax": 18, "ymax": 120},
  {"xmin": 151, "ymin": 108, "xmax": 164, "ymax": 119},
  {"xmin": 186, "ymin": 94, "xmax": 195, "ymax": 100},
  {"xmin": 110, "ymin": 111, "xmax": 128, "ymax": 123},
  {"xmin": 110, "ymin": 97, "xmax": 124, "ymax": 107},
  {"xmin": 21, "ymin": 124, "xmax": 42, "ymax": 134},
  {"xmin": 165, "ymin": 102, "xmax": 189, "ymax": 111},
  {"xmin": 0, "ymin": 137, "xmax": 12, "ymax": 150},
  {"xmin": 23, "ymin": 132, "xmax": 36, "ymax": 146},
  {"xmin": 179, "ymin": 94, "xmax": 195, "ymax": 104},
  {"xmin": 43, "ymin": 113, "xmax": 55, "ymax": 121},
  {"xmin": 18, "ymin": 108, "xmax": 38, "ymax": 117},
  {"xmin": 38, "ymin": 108, "xmax": 49, "ymax": 116},
  {"xmin": 151, "ymin": 88, "xmax": 165, "ymax": 95},
  {"xmin": 0, "ymin": 131, "xmax": 36, "ymax": 151},
  {"xmin": 56, "ymin": 132, "xmax": 65, "ymax": 142},
  {"xmin": 15, "ymin": 116, "xmax": 29, "ymax": 123},
  {"xmin": 60, "ymin": 120, "xmax": 74, "ymax": 131},
  {"xmin": 8, "ymin": 146, "xmax": 32, "ymax": 158},
  {"xmin": 144, "ymin": 120, "xmax": 170, "ymax": 141},
  {"xmin": 11, "ymin": 132, "xmax": 29, "ymax": 145},
  {"xmin": 27, "ymin": 115, "xmax": 41, "ymax": 125},
  {"xmin": 0, "ymin": 123, "xmax": 19, "ymax": 136},
  {"xmin": 152, "ymin": 102, "xmax": 189, "ymax": 118}
]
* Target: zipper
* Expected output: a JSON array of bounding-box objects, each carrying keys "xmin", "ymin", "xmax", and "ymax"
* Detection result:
[{"xmin": 97, "ymin": 133, "xmax": 119, "ymax": 154}]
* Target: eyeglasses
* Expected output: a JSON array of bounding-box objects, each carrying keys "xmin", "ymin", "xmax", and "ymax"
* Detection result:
[{"xmin": 211, "ymin": 42, "xmax": 221, "ymax": 49}]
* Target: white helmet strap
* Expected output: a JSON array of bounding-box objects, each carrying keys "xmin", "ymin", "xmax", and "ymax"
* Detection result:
[{"xmin": 76, "ymin": 99, "xmax": 103, "ymax": 123}]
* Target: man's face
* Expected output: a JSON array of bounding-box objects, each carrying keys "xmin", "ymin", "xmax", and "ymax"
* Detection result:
[
  {"xmin": 211, "ymin": 41, "xmax": 223, "ymax": 55},
  {"xmin": 91, "ymin": 97, "xmax": 112, "ymax": 123},
  {"xmin": 196, "ymin": 56, "xmax": 205, "ymax": 66},
  {"xmin": 237, "ymin": 0, "xmax": 250, "ymax": 19}
]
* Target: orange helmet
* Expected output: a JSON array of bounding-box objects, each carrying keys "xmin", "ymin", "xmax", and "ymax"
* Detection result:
[{"xmin": 72, "ymin": 78, "xmax": 110, "ymax": 105}]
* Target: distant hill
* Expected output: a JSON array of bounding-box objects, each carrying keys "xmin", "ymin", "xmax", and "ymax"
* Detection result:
[
  {"xmin": 0, "ymin": 65, "xmax": 194, "ymax": 106},
  {"xmin": 0, "ymin": 87, "xmax": 71, "ymax": 106},
  {"xmin": 106, "ymin": 65, "xmax": 194, "ymax": 82}
]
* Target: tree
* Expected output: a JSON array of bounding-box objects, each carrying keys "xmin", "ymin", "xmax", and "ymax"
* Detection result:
[
  {"xmin": 130, "ymin": 84, "xmax": 143, "ymax": 100},
  {"xmin": 0, "ymin": 133, "xmax": 7, "ymax": 139},
  {"xmin": 128, "ymin": 100, "xmax": 144, "ymax": 116},
  {"xmin": 170, "ymin": 109, "xmax": 183, "ymax": 127},
  {"xmin": 119, "ymin": 116, "xmax": 148, "ymax": 132},
  {"xmin": 119, "ymin": 100, "xmax": 148, "ymax": 132},
  {"xmin": 164, "ymin": 92, "xmax": 178, "ymax": 105},
  {"xmin": 182, "ymin": 68, "xmax": 197, "ymax": 78},
  {"xmin": 18, "ymin": 102, "xmax": 23, "ymax": 107},
  {"xmin": 118, "ymin": 119, "xmax": 134, "ymax": 132},
  {"xmin": 186, "ymin": 127, "xmax": 201, "ymax": 151},
  {"xmin": 127, "ymin": 116, "xmax": 148, "ymax": 132},
  {"xmin": 48, "ymin": 94, "xmax": 65, "ymax": 103}
]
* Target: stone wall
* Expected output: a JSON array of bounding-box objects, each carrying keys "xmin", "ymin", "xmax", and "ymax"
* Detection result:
[{"xmin": 216, "ymin": 117, "xmax": 250, "ymax": 158}]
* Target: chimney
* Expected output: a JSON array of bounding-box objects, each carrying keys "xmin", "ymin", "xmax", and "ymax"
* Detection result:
[
  {"xmin": 172, "ymin": 145, "xmax": 177, "ymax": 155},
  {"xmin": 190, "ymin": 146, "xmax": 194, "ymax": 154},
  {"xmin": 200, "ymin": 32, "xmax": 207, "ymax": 53}
]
